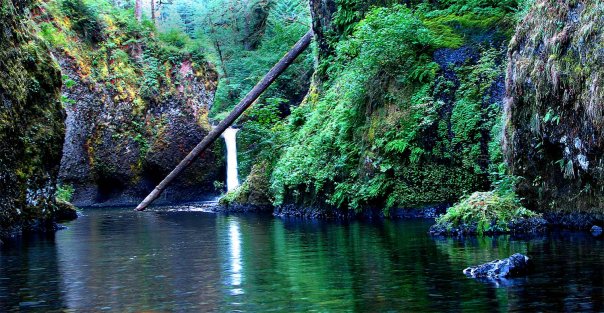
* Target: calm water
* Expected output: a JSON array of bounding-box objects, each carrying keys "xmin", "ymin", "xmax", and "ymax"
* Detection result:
[{"xmin": 0, "ymin": 208, "xmax": 602, "ymax": 312}]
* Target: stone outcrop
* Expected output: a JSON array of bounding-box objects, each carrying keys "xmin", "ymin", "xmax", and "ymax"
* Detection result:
[
  {"xmin": 463, "ymin": 253, "xmax": 531, "ymax": 279},
  {"xmin": 219, "ymin": 161, "xmax": 273, "ymax": 212},
  {"xmin": 0, "ymin": 0, "xmax": 69, "ymax": 237}
]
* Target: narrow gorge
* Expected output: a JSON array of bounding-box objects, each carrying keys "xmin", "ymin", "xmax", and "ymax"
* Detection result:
[{"xmin": 1, "ymin": 0, "xmax": 603, "ymax": 311}]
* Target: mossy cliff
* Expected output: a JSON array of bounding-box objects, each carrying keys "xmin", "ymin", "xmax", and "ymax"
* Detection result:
[
  {"xmin": 33, "ymin": 0, "xmax": 224, "ymax": 206},
  {"xmin": 267, "ymin": 1, "xmax": 519, "ymax": 215},
  {"xmin": 0, "ymin": 0, "xmax": 68, "ymax": 237},
  {"xmin": 505, "ymin": 0, "xmax": 604, "ymax": 221}
]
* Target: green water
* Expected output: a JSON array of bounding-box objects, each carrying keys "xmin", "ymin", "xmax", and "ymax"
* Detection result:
[{"xmin": 1, "ymin": 208, "xmax": 602, "ymax": 312}]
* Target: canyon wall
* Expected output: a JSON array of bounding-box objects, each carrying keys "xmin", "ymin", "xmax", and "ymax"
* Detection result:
[
  {"xmin": 0, "ymin": 0, "xmax": 67, "ymax": 237},
  {"xmin": 505, "ymin": 0, "xmax": 604, "ymax": 222}
]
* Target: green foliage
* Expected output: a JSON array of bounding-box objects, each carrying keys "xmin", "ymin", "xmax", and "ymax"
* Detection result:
[
  {"xmin": 238, "ymin": 98, "xmax": 286, "ymax": 178},
  {"xmin": 39, "ymin": 22, "xmax": 68, "ymax": 46},
  {"xmin": 201, "ymin": 0, "xmax": 312, "ymax": 118},
  {"xmin": 62, "ymin": 75, "xmax": 76, "ymax": 89},
  {"xmin": 219, "ymin": 188, "xmax": 243, "ymax": 205},
  {"xmin": 59, "ymin": 0, "xmax": 105, "ymax": 42},
  {"xmin": 157, "ymin": 28, "xmax": 206, "ymax": 63},
  {"xmin": 213, "ymin": 180, "xmax": 225, "ymax": 193},
  {"xmin": 269, "ymin": 1, "xmax": 517, "ymax": 211},
  {"xmin": 55, "ymin": 184, "xmax": 75, "ymax": 203}
]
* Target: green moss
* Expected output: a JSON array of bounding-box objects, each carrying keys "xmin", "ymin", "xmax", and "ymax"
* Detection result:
[
  {"xmin": 220, "ymin": 161, "xmax": 273, "ymax": 207},
  {"xmin": 433, "ymin": 191, "xmax": 540, "ymax": 235}
]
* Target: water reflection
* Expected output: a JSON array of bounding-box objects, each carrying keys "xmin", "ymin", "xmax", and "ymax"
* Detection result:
[
  {"xmin": 0, "ymin": 233, "xmax": 67, "ymax": 312},
  {"xmin": 228, "ymin": 218, "xmax": 243, "ymax": 295},
  {"xmin": 0, "ymin": 209, "xmax": 602, "ymax": 312}
]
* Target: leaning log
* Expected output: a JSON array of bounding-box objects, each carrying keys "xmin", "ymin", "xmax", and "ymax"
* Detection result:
[{"xmin": 135, "ymin": 29, "xmax": 314, "ymax": 211}]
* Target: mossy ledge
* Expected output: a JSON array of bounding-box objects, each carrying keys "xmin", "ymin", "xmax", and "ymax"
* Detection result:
[
  {"xmin": 0, "ymin": 0, "xmax": 74, "ymax": 240},
  {"xmin": 429, "ymin": 191, "xmax": 548, "ymax": 236}
]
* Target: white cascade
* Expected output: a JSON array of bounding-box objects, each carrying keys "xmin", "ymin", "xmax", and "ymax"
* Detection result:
[{"xmin": 222, "ymin": 127, "xmax": 240, "ymax": 192}]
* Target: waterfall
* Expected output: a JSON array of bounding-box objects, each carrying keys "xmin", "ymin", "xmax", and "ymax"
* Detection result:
[{"xmin": 222, "ymin": 127, "xmax": 240, "ymax": 192}]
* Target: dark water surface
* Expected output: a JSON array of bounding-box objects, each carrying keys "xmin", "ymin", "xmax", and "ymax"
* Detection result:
[{"xmin": 1, "ymin": 208, "xmax": 603, "ymax": 312}]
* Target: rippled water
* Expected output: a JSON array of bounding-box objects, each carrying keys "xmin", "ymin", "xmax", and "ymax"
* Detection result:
[{"xmin": 1, "ymin": 208, "xmax": 602, "ymax": 312}]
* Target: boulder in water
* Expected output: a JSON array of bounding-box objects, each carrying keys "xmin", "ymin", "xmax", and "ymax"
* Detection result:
[
  {"xmin": 591, "ymin": 226, "xmax": 603, "ymax": 237},
  {"xmin": 463, "ymin": 253, "xmax": 530, "ymax": 279}
]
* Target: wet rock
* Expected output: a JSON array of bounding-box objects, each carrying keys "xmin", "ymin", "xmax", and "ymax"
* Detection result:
[
  {"xmin": 591, "ymin": 225, "xmax": 603, "ymax": 237},
  {"xmin": 543, "ymin": 212, "xmax": 603, "ymax": 230},
  {"xmin": 429, "ymin": 216, "xmax": 548, "ymax": 237},
  {"xmin": 274, "ymin": 204, "xmax": 351, "ymax": 220},
  {"xmin": 54, "ymin": 200, "xmax": 79, "ymax": 222},
  {"xmin": 216, "ymin": 203, "xmax": 273, "ymax": 213},
  {"xmin": 274, "ymin": 204, "xmax": 446, "ymax": 221},
  {"xmin": 463, "ymin": 253, "xmax": 531, "ymax": 279},
  {"xmin": 507, "ymin": 217, "xmax": 549, "ymax": 234},
  {"xmin": 389, "ymin": 205, "xmax": 447, "ymax": 219}
]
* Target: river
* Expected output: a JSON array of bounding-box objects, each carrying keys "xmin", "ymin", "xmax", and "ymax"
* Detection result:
[{"xmin": 0, "ymin": 207, "xmax": 602, "ymax": 312}]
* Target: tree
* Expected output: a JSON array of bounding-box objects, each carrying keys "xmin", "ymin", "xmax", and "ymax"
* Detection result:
[
  {"xmin": 151, "ymin": 0, "xmax": 156, "ymax": 23},
  {"xmin": 135, "ymin": 0, "xmax": 142, "ymax": 21}
]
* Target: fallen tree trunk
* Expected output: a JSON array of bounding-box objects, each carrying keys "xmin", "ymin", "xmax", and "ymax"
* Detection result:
[{"xmin": 135, "ymin": 29, "xmax": 314, "ymax": 211}]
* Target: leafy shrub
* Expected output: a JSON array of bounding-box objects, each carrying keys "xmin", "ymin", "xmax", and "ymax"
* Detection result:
[
  {"xmin": 265, "ymin": 0, "xmax": 527, "ymax": 212},
  {"xmin": 55, "ymin": 184, "xmax": 75, "ymax": 203},
  {"xmin": 39, "ymin": 22, "xmax": 68, "ymax": 46}
]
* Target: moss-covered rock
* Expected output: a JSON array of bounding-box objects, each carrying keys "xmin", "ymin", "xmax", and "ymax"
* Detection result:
[
  {"xmin": 219, "ymin": 161, "xmax": 273, "ymax": 212},
  {"xmin": 0, "ymin": 0, "xmax": 70, "ymax": 238},
  {"xmin": 505, "ymin": 0, "xmax": 604, "ymax": 218},
  {"xmin": 54, "ymin": 200, "xmax": 79, "ymax": 222}
]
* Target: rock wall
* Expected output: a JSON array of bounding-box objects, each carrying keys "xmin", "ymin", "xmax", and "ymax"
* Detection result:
[
  {"xmin": 0, "ymin": 0, "xmax": 66, "ymax": 237},
  {"xmin": 505, "ymin": 0, "xmax": 604, "ymax": 217},
  {"xmin": 59, "ymin": 57, "xmax": 223, "ymax": 207},
  {"xmin": 33, "ymin": 0, "xmax": 224, "ymax": 207}
]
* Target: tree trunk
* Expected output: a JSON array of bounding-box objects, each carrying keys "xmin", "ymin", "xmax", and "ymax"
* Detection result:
[
  {"xmin": 135, "ymin": 30, "xmax": 314, "ymax": 211},
  {"xmin": 151, "ymin": 0, "xmax": 156, "ymax": 24},
  {"xmin": 135, "ymin": 0, "xmax": 142, "ymax": 21},
  {"xmin": 214, "ymin": 40, "xmax": 229, "ymax": 79}
]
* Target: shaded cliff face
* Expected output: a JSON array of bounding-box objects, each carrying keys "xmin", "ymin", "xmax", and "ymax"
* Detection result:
[
  {"xmin": 59, "ymin": 58, "xmax": 222, "ymax": 207},
  {"xmin": 0, "ymin": 0, "xmax": 65, "ymax": 236},
  {"xmin": 34, "ymin": 0, "xmax": 223, "ymax": 207},
  {"xmin": 505, "ymin": 0, "xmax": 604, "ymax": 215}
]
